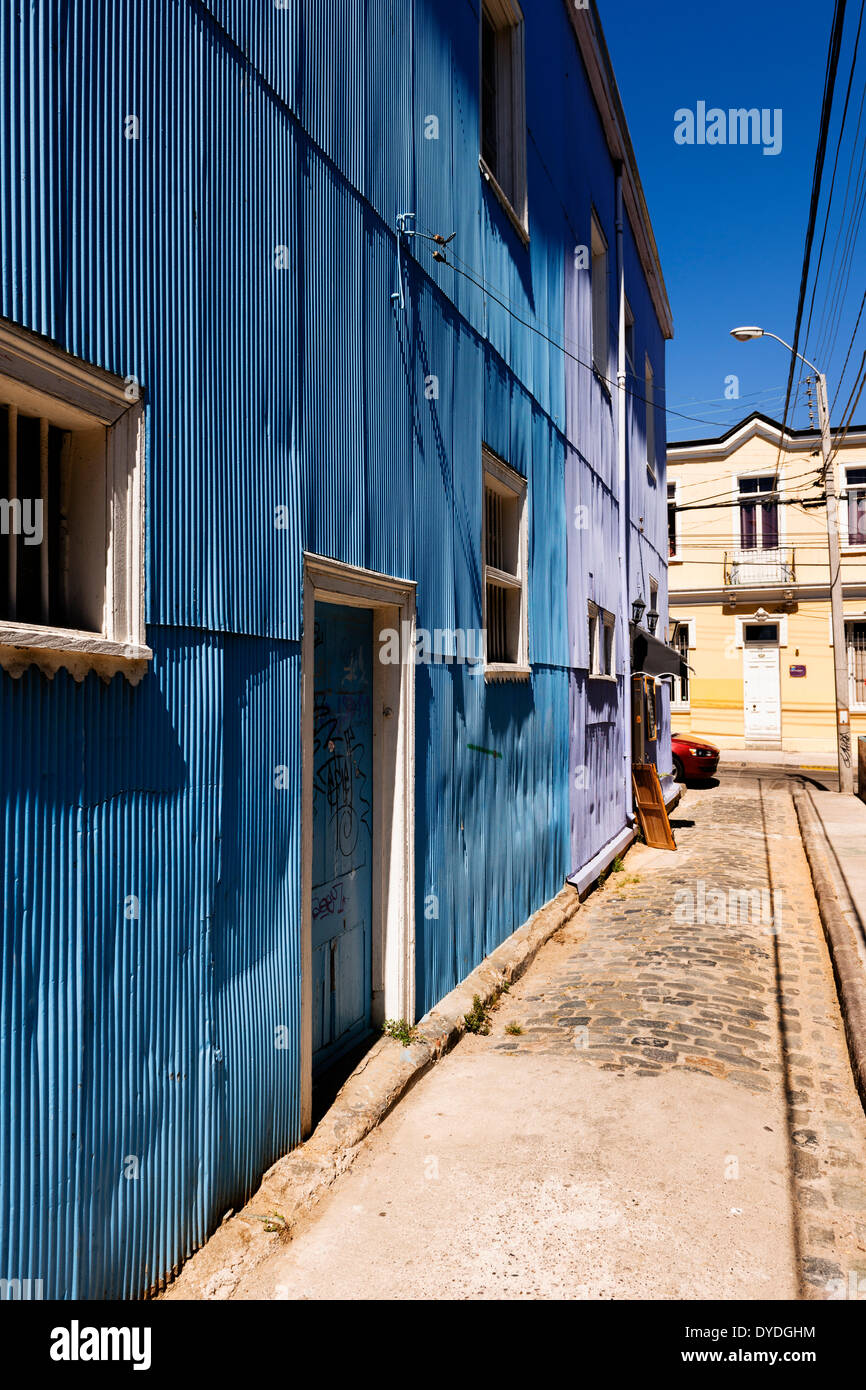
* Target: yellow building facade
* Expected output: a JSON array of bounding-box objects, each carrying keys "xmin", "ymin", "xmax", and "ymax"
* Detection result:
[{"xmin": 667, "ymin": 413, "xmax": 866, "ymax": 754}]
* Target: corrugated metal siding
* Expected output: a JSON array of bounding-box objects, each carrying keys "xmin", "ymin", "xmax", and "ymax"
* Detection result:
[
  {"xmin": 0, "ymin": 630, "xmax": 300, "ymax": 1298},
  {"xmin": 0, "ymin": 0, "xmax": 669, "ymax": 1296}
]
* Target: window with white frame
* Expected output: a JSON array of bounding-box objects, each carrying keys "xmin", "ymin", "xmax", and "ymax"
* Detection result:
[
  {"xmin": 667, "ymin": 480, "xmax": 679, "ymax": 559},
  {"xmin": 588, "ymin": 600, "xmax": 615, "ymax": 678},
  {"xmin": 483, "ymin": 448, "xmax": 527, "ymax": 672},
  {"xmin": 624, "ymin": 298, "xmax": 635, "ymax": 373},
  {"xmin": 480, "ymin": 0, "xmax": 527, "ymax": 229},
  {"xmin": 738, "ymin": 474, "xmax": 778, "ymax": 550},
  {"xmin": 844, "ymin": 466, "xmax": 866, "ymax": 548},
  {"xmin": 671, "ymin": 620, "xmax": 691, "ymax": 708},
  {"xmin": 591, "ymin": 213, "xmax": 609, "ymax": 381},
  {"xmin": 645, "ymin": 353, "xmax": 656, "ymax": 475},
  {"xmin": 848, "ymin": 620, "xmax": 866, "ymax": 709},
  {"xmin": 0, "ymin": 317, "xmax": 147, "ymax": 670}
]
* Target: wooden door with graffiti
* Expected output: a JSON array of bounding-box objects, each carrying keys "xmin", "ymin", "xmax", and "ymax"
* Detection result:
[{"xmin": 311, "ymin": 602, "xmax": 374, "ymax": 1075}]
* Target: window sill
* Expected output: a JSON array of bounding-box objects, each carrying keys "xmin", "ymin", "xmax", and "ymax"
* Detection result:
[
  {"xmin": 0, "ymin": 621, "xmax": 152, "ymax": 684},
  {"xmin": 485, "ymin": 663, "xmax": 531, "ymax": 682},
  {"xmin": 588, "ymin": 672, "xmax": 618, "ymax": 683},
  {"xmin": 478, "ymin": 158, "xmax": 530, "ymax": 246}
]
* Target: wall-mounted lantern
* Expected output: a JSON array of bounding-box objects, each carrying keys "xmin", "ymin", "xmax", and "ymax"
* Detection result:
[{"xmin": 631, "ymin": 595, "xmax": 646, "ymax": 627}]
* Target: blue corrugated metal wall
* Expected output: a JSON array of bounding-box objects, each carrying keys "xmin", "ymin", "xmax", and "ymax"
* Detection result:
[{"xmin": 0, "ymin": 0, "xmax": 668, "ymax": 1297}]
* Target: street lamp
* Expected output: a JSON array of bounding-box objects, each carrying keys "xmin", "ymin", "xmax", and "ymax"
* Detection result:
[
  {"xmin": 729, "ymin": 325, "xmax": 853, "ymax": 794},
  {"xmin": 631, "ymin": 595, "xmax": 646, "ymax": 627},
  {"xmin": 646, "ymin": 608, "xmax": 660, "ymax": 635}
]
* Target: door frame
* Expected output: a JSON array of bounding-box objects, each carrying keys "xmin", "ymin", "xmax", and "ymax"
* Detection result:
[
  {"xmin": 301, "ymin": 553, "xmax": 416, "ymax": 1135},
  {"xmin": 741, "ymin": 620, "xmax": 782, "ymax": 745}
]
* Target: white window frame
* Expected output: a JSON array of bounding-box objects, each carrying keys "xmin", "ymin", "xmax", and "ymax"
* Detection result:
[
  {"xmin": 841, "ymin": 465, "xmax": 866, "ymax": 552},
  {"xmin": 667, "ymin": 479, "xmax": 681, "ymax": 560},
  {"xmin": 0, "ymin": 318, "xmax": 149, "ymax": 681},
  {"xmin": 482, "ymin": 447, "xmax": 529, "ymax": 679},
  {"xmin": 645, "ymin": 352, "xmax": 656, "ymax": 476},
  {"xmin": 588, "ymin": 599, "xmax": 616, "ymax": 680},
  {"xmin": 479, "ymin": 0, "xmax": 528, "ymax": 240},
  {"xmin": 624, "ymin": 297, "xmax": 635, "ymax": 374},
  {"xmin": 846, "ymin": 616, "xmax": 866, "ymax": 711},
  {"xmin": 670, "ymin": 617, "xmax": 694, "ymax": 710},
  {"xmin": 591, "ymin": 213, "xmax": 609, "ymax": 384}
]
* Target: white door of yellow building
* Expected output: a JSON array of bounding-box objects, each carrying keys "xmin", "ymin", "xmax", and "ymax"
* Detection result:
[{"xmin": 743, "ymin": 622, "xmax": 781, "ymax": 745}]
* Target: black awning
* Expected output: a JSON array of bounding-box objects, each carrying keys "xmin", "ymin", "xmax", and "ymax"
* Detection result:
[{"xmin": 631, "ymin": 627, "xmax": 688, "ymax": 681}]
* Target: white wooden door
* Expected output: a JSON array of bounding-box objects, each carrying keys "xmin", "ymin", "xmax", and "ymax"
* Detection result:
[{"xmin": 743, "ymin": 643, "xmax": 781, "ymax": 741}]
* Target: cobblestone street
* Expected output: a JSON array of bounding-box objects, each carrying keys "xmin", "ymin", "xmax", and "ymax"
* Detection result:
[{"xmin": 242, "ymin": 778, "xmax": 866, "ymax": 1301}]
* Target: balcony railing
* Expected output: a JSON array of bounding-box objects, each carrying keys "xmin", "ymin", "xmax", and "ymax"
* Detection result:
[{"xmin": 723, "ymin": 547, "xmax": 796, "ymax": 586}]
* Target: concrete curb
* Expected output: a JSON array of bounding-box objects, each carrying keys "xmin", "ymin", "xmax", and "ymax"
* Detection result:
[
  {"xmin": 163, "ymin": 881, "xmax": 581, "ymax": 1300},
  {"xmin": 794, "ymin": 788, "xmax": 866, "ymax": 1112}
]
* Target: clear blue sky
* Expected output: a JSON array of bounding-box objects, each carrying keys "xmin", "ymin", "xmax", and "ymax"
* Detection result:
[{"xmin": 600, "ymin": 0, "xmax": 866, "ymax": 442}]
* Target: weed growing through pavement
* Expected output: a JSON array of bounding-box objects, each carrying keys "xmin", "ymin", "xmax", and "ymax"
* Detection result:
[
  {"xmin": 383, "ymin": 1018, "xmax": 416, "ymax": 1046},
  {"xmin": 464, "ymin": 994, "xmax": 491, "ymax": 1035}
]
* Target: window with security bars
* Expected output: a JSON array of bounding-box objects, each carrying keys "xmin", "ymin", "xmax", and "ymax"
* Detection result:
[
  {"xmin": 482, "ymin": 448, "xmax": 527, "ymax": 671},
  {"xmin": 848, "ymin": 621, "xmax": 866, "ymax": 709},
  {"xmin": 0, "ymin": 407, "xmax": 67, "ymax": 625},
  {"xmin": 672, "ymin": 622, "xmax": 690, "ymax": 706},
  {"xmin": 845, "ymin": 467, "xmax": 866, "ymax": 547}
]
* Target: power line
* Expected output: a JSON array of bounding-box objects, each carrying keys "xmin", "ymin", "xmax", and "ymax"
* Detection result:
[{"xmin": 774, "ymin": 0, "xmax": 849, "ymax": 475}]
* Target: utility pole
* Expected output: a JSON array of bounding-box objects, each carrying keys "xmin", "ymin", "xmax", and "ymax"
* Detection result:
[
  {"xmin": 816, "ymin": 370, "xmax": 854, "ymax": 794},
  {"xmin": 730, "ymin": 327, "xmax": 854, "ymax": 794}
]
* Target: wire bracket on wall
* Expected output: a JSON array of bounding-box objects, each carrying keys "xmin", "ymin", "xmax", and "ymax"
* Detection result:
[{"xmin": 391, "ymin": 212, "xmax": 416, "ymax": 312}]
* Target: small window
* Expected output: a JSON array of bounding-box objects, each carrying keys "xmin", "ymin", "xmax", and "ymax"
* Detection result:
[
  {"xmin": 743, "ymin": 623, "xmax": 779, "ymax": 644},
  {"xmin": 483, "ymin": 448, "xmax": 527, "ymax": 673},
  {"xmin": 588, "ymin": 600, "xmax": 615, "ymax": 677},
  {"xmin": 845, "ymin": 467, "xmax": 866, "ymax": 547},
  {"xmin": 847, "ymin": 619, "xmax": 866, "ymax": 708},
  {"xmin": 649, "ymin": 577, "xmax": 659, "ymax": 619},
  {"xmin": 624, "ymin": 299, "xmax": 635, "ymax": 373},
  {"xmin": 0, "ymin": 318, "xmax": 148, "ymax": 675},
  {"xmin": 645, "ymin": 353, "xmax": 656, "ymax": 475},
  {"xmin": 591, "ymin": 214, "xmax": 609, "ymax": 381},
  {"xmin": 480, "ymin": 1, "xmax": 527, "ymax": 230},
  {"xmin": 667, "ymin": 481, "xmax": 679, "ymax": 559}
]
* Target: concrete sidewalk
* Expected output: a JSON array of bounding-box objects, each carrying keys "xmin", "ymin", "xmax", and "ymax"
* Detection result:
[
  {"xmin": 795, "ymin": 789, "xmax": 866, "ymax": 1109},
  {"xmin": 719, "ymin": 750, "xmax": 837, "ymax": 769}
]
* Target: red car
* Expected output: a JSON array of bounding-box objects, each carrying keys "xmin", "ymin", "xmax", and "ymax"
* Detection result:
[{"xmin": 671, "ymin": 732, "xmax": 720, "ymax": 783}]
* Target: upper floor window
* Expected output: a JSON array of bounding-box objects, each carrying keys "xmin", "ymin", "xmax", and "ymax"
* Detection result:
[
  {"xmin": 667, "ymin": 481, "xmax": 679, "ymax": 558},
  {"xmin": 0, "ymin": 318, "xmax": 148, "ymax": 676},
  {"xmin": 480, "ymin": 1, "xmax": 527, "ymax": 233},
  {"xmin": 482, "ymin": 447, "xmax": 528, "ymax": 675},
  {"xmin": 738, "ymin": 475, "xmax": 778, "ymax": 551},
  {"xmin": 624, "ymin": 298, "xmax": 635, "ymax": 373},
  {"xmin": 588, "ymin": 600, "xmax": 615, "ymax": 678},
  {"xmin": 844, "ymin": 466, "xmax": 866, "ymax": 547},
  {"xmin": 645, "ymin": 354, "xmax": 656, "ymax": 475},
  {"xmin": 591, "ymin": 213, "xmax": 609, "ymax": 381}
]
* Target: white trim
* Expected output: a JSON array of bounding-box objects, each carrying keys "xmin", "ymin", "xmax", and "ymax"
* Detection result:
[
  {"xmin": 479, "ymin": 0, "xmax": 528, "ymax": 236},
  {"xmin": 0, "ymin": 321, "xmax": 146, "ymax": 681},
  {"xmin": 734, "ymin": 613, "xmax": 788, "ymax": 648},
  {"xmin": 300, "ymin": 554, "xmax": 416, "ymax": 1137},
  {"xmin": 667, "ymin": 478, "xmax": 680, "ymax": 561},
  {"xmin": 568, "ymin": 824, "xmax": 635, "ymax": 895},
  {"xmin": 482, "ymin": 446, "xmax": 528, "ymax": 675}
]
